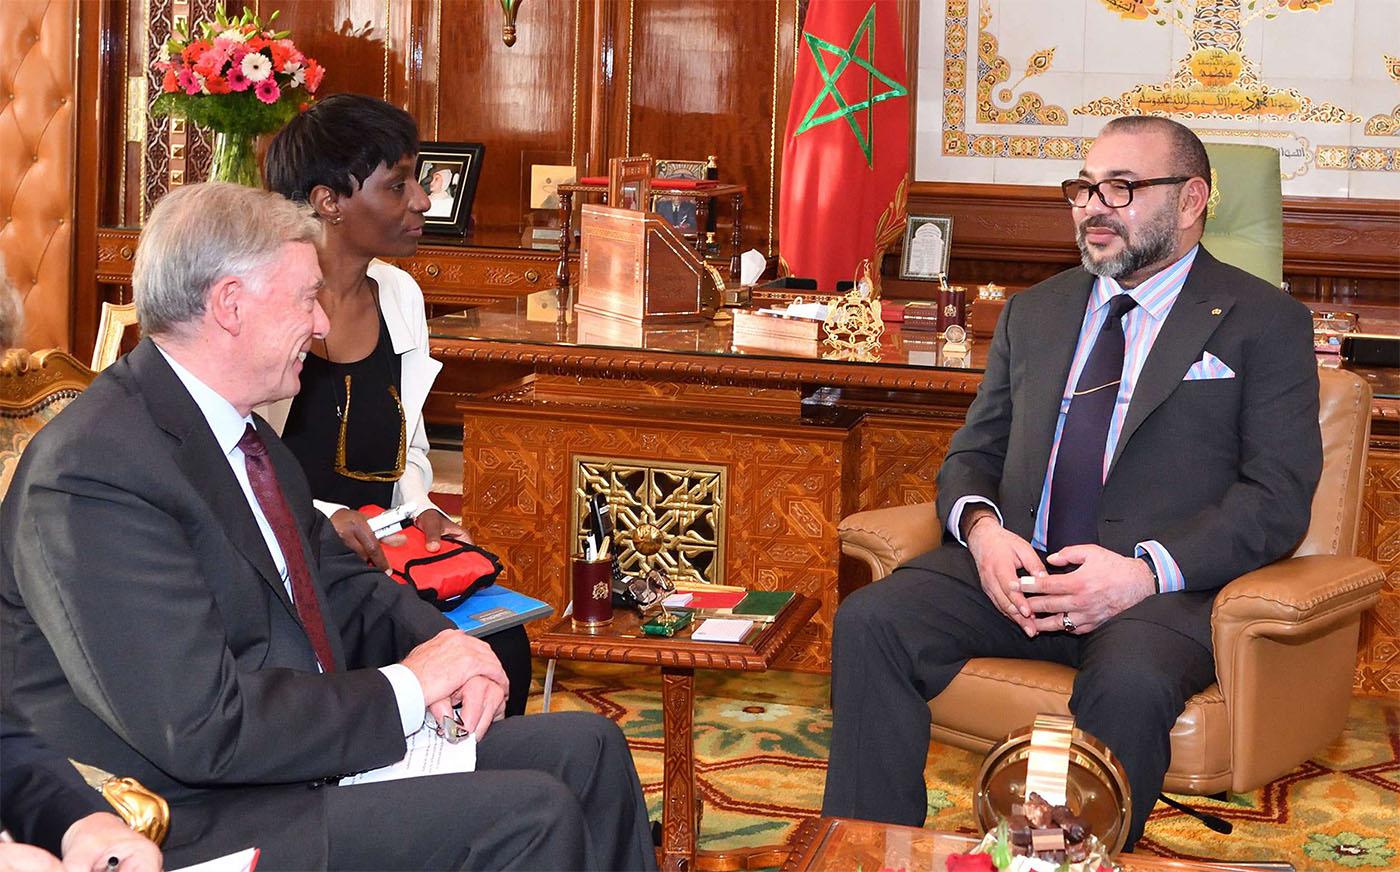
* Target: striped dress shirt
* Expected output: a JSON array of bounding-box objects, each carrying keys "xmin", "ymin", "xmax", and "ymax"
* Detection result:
[{"xmin": 950, "ymin": 245, "xmax": 1198, "ymax": 593}]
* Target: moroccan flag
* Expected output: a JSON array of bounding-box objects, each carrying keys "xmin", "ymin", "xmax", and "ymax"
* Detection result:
[{"xmin": 779, "ymin": 0, "xmax": 910, "ymax": 290}]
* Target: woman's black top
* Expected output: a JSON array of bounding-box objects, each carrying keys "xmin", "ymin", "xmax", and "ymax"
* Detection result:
[{"xmin": 282, "ymin": 310, "xmax": 401, "ymax": 510}]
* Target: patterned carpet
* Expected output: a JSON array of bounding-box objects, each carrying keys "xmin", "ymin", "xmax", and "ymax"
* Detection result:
[{"xmin": 529, "ymin": 660, "xmax": 1400, "ymax": 870}]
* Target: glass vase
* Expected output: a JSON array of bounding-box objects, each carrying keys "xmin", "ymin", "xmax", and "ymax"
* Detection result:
[{"xmin": 210, "ymin": 130, "xmax": 261, "ymax": 187}]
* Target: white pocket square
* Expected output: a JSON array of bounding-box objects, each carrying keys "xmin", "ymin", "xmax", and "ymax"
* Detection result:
[{"xmin": 1184, "ymin": 351, "xmax": 1235, "ymax": 381}]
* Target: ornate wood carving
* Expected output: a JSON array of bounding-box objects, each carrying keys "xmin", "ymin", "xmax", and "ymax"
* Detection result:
[
  {"xmin": 661, "ymin": 667, "xmax": 696, "ymax": 872},
  {"xmin": 1357, "ymin": 446, "xmax": 1400, "ymax": 696},
  {"xmin": 466, "ymin": 399, "xmax": 846, "ymax": 668},
  {"xmin": 855, "ymin": 416, "xmax": 959, "ymax": 513}
]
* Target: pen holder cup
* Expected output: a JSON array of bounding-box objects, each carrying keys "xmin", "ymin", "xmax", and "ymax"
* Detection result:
[{"xmin": 571, "ymin": 555, "xmax": 614, "ymax": 629}]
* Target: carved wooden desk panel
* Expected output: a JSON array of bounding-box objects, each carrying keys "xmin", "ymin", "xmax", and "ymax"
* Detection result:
[{"xmin": 427, "ymin": 292, "xmax": 1400, "ymax": 693}]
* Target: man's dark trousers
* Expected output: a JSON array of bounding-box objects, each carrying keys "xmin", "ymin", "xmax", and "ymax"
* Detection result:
[{"xmin": 820, "ymin": 547, "xmax": 1217, "ymax": 849}]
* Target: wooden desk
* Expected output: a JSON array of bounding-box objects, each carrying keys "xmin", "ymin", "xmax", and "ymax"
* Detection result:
[
  {"xmin": 429, "ymin": 290, "xmax": 1400, "ymax": 690},
  {"xmin": 555, "ymin": 182, "xmax": 747, "ymax": 286},
  {"xmin": 781, "ymin": 818, "xmax": 1290, "ymax": 872},
  {"xmin": 533, "ymin": 596, "xmax": 819, "ymax": 872}
]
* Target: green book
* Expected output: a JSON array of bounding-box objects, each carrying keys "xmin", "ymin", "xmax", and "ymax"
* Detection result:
[{"xmin": 732, "ymin": 590, "xmax": 794, "ymax": 618}]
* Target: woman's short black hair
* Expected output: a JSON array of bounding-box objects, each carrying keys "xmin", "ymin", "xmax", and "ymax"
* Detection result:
[{"xmin": 265, "ymin": 93, "xmax": 419, "ymax": 203}]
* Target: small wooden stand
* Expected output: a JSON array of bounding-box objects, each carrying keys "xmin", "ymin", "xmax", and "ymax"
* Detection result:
[{"xmin": 577, "ymin": 204, "xmax": 720, "ymax": 323}]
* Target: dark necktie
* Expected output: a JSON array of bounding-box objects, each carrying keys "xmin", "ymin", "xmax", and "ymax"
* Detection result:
[
  {"xmin": 1045, "ymin": 293, "xmax": 1139, "ymax": 553},
  {"xmin": 239, "ymin": 423, "xmax": 337, "ymax": 672}
]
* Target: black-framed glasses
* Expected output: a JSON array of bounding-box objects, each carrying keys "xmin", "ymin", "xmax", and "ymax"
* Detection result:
[{"xmin": 1060, "ymin": 176, "xmax": 1192, "ymax": 209}]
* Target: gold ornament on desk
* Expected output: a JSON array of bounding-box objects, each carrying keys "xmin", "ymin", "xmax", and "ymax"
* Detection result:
[{"xmin": 823, "ymin": 259, "xmax": 884, "ymax": 355}]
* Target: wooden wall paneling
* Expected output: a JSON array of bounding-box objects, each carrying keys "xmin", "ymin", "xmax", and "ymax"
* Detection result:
[
  {"xmin": 259, "ymin": 0, "xmax": 395, "ymax": 104},
  {"xmin": 622, "ymin": 0, "xmax": 795, "ymax": 255},
  {"xmin": 435, "ymin": 0, "xmax": 585, "ymax": 238},
  {"xmin": 72, "ymin": 0, "xmax": 119, "ymax": 357}
]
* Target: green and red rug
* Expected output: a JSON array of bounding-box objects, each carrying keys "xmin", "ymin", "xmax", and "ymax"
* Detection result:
[{"xmin": 529, "ymin": 661, "xmax": 1400, "ymax": 870}]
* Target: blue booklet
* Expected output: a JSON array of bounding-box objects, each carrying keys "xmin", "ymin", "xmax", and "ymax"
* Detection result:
[{"xmin": 444, "ymin": 585, "xmax": 553, "ymax": 637}]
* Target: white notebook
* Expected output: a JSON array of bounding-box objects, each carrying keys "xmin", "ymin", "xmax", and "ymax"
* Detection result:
[{"xmin": 690, "ymin": 618, "xmax": 754, "ymax": 643}]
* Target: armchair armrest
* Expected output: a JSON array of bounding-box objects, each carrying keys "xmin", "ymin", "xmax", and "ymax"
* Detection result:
[
  {"xmin": 837, "ymin": 502, "xmax": 942, "ymax": 582},
  {"xmin": 1212, "ymin": 554, "xmax": 1384, "ymax": 648},
  {"xmin": 1209, "ymin": 554, "xmax": 1384, "ymax": 791}
]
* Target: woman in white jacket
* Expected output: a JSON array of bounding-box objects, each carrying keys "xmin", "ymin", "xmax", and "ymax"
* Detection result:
[{"xmin": 264, "ymin": 94, "xmax": 530, "ymax": 715}]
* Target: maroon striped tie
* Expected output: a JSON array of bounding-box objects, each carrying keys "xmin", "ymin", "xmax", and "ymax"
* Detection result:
[{"xmin": 238, "ymin": 423, "xmax": 336, "ymax": 672}]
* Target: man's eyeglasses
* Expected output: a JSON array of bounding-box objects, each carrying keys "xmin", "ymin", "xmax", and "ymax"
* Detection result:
[{"xmin": 1060, "ymin": 176, "xmax": 1192, "ymax": 209}]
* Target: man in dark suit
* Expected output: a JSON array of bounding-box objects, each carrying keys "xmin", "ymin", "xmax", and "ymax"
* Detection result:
[
  {"xmin": 821, "ymin": 116, "xmax": 1321, "ymax": 849},
  {"xmin": 1, "ymin": 716, "xmax": 162, "ymax": 871},
  {"xmin": 1, "ymin": 182, "xmax": 656, "ymax": 870}
]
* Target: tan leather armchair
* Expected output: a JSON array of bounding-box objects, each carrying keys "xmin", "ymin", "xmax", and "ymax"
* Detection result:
[{"xmin": 837, "ymin": 368, "xmax": 1385, "ymax": 795}]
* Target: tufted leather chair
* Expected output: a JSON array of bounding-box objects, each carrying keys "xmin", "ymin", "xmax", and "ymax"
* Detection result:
[
  {"xmin": 0, "ymin": 0, "xmax": 78, "ymax": 352},
  {"xmin": 837, "ymin": 369, "xmax": 1385, "ymax": 795}
]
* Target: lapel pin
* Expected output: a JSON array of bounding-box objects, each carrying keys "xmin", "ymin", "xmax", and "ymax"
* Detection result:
[{"xmin": 1211, "ymin": 307, "xmax": 1223, "ymax": 315}]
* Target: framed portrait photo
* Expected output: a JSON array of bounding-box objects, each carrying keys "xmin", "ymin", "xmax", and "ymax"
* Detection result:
[
  {"xmin": 415, "ymin": 142, "xmax": 485, "ymax": 237},
  {"xmin": 900, "ymin": 215, "xmax": 954, "ymax": 281},
  {"xmin": 652, "ymin": 158, "xmax": 706, "ymax": 237}
]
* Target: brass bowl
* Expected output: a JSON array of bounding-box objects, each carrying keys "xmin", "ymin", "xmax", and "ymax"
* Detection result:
[{"xmin": 973, "ymin": 721, "xmax": 1132, "ymax": 855}]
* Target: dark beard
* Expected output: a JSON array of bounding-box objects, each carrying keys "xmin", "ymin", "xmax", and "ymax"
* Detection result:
[{"xmin": 1076, "ymin": 209, "xmax": 1178, "ymax": 280}]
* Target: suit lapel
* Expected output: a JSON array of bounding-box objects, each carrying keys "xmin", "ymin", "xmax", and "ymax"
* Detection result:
[
  {"xmin": 1018, "ymin": 273, "xmax": 1094, "ymax": 493},
  {"xmin": 1108, "ymin": 252, "xmax": 1233, "ymax": 473},
  {"xmin": 129, "ymin": 341, "xmax": 297, "ymax": 617}
]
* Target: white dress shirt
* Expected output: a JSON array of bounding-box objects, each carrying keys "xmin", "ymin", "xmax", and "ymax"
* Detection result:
[{"xmin": 156, "ymin": 343, "xmax": 425, "ymax": 735}]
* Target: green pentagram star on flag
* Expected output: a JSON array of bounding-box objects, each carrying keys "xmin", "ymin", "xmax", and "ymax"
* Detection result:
[{"xmin": 793, "ymin": 3, "xmax": 908, "ymax": 166}]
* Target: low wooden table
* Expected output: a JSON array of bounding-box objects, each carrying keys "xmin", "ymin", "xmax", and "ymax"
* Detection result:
[
  {"xmin": 532, "ymin": 595, "xmax": 818, "ymax": 872},
  {"xmin": 781, "ymin": 818, "xmax": 1291, "ymax": 872}
]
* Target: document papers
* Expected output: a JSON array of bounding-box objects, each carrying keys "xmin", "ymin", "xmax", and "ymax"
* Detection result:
[
  {"xmin": 691, "ymin": 618, "xmax": 754, "ymax": 643},
  {"xmin": 171, "ymin": 847, "xmax": 260, "ymax": 872},
  {"xmin": 339, "ymin": 725, "xmax": 477, "ymax": 786}
]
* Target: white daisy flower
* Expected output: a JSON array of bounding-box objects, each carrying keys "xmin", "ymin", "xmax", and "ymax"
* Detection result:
[
  {"xmin": 217, "ymin": 28, "xmax": 244, "ymax": 43},
  {"xmin": 241, "ymin": 52, "xmax": 272, "ymax": 83}
]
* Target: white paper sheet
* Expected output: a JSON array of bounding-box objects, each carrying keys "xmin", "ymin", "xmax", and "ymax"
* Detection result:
[
  {"xmin": 339, "ymin": 726, "xmax": 477, "ymax": 787},
  {"xmin": 171, "ymin": 847, "xmax": 260, "ymax": 872},
  {"xmin": 690, "ymin": 618, "xmax": 754, "ymax": 643}
]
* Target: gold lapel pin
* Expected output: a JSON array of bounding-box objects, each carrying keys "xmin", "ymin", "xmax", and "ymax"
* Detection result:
[{"xmin": 1211, "ymin": 307, "xmax": 1223, "ymax": 315}]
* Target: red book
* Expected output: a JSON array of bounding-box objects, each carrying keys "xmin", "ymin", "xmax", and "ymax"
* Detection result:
[{"xmin": 684, "ymin": 590, "xmax": 748, "ymax": 610}]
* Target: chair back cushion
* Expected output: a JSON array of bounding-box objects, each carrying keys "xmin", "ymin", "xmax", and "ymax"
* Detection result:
[
  {"xmin": 1200, "ymin": 143, "xmax": 1283, "ymax": 288},
  {"xmin": 0, "ymin": 349, "xmax": 94, "ymax": 498},
  {"xmin": 1292, "ymin": 368, "xmax": 1371, "ymax": 558}
]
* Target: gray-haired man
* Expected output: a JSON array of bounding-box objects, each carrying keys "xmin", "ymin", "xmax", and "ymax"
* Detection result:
[{"xmin": 1, "ymin": 182, "xmax": 657, "ymax": 870}]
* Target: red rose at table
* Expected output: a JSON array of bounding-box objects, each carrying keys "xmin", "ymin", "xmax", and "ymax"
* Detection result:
[{"xmin": 945, "ymin": 852, "xmax": 996, "ymax": 872}]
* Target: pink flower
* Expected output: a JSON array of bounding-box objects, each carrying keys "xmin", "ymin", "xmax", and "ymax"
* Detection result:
[
  {"xmin": 303, "ymin": 59, "xmax": 324, "ymax": 93},
  {"xmin": 226, "ymin": 65, "xmax": 251, "ymax": 92},
  {"xmin": 254, "ymin": 77, "xmax": 281, "ymax": 104},
  {"xmin": 177, "ymin": 68, "xmax": 203, "ymax": 95}
]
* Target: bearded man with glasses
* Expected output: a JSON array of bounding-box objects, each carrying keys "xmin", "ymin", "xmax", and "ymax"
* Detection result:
[{"xmin": 823, "ymin": 116, "xmax": 1321, "ymax": 850}]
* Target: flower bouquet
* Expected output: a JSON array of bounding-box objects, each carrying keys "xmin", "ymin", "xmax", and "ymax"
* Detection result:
[{"xmin": 151, "ymin": 6, "xmax": 324, "ymax": 186}]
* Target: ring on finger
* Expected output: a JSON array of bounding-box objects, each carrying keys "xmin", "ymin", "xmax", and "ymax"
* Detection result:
[{"xmin": 1061, "ymin": 612, "xmax": 1077, "ymax": 633}]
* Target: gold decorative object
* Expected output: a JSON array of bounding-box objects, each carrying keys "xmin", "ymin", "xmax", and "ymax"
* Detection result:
[
  {"xmin": 573, "ymin": 457, "xmax": 726, "ymax": 584},
  {"xmin": 1206, "ymin": 166, "xmax": 1220, "ymax": 220},
  {"xmin": 977, "ymin": 282, "xmax": 1005, "ymax": 301},
  {"xmin": 823, "ymin": 259, "xmax": 885, "ymax": 355},
  {"xmin": 499, "ymin": 0, "xmax": 523, "ymax": 46},
  {"xmin": 73, "ymin": 761, "xmax": 170, "ymax": 845}
]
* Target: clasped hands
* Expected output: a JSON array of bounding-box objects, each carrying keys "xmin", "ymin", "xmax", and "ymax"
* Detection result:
[
  {"xmin": 401, "ymin": 629, "xmax": 508, "ymax": 740},
  {"xmin": 963, "ymin": 511, "xmax": 1155, "ymax": 637}
]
